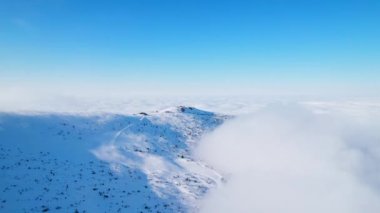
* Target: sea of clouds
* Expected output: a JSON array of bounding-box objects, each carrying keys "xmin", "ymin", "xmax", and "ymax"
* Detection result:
[{"xmin": 196, "ymin": 103, "xmax": 380, "ymax": 213}]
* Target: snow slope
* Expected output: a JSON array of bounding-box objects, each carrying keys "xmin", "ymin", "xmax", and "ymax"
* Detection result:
[{"xmin": 0, "ymin": 106, "xmax": 227, "ymax": 213}]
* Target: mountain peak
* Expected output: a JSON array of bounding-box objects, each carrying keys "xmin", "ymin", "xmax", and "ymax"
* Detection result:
[{"xmin": 0, "ymin": 107, "xmax": 226, "ymax": 212}]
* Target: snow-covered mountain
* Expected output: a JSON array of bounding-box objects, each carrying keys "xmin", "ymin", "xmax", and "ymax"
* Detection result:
[{"xmin": 0, "ymin": 106, "xmax": 228, "ymax": 213}]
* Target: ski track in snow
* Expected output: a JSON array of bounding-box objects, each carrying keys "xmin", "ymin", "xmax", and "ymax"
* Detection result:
[{"xmin": 0, "ymin": 106, "xmax": 228, "ymax": 213}]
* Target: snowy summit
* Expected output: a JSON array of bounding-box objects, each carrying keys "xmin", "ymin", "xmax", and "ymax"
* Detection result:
[{"xmin": 0, "ymin": 106, "xmax": 228, "ymax": 212}]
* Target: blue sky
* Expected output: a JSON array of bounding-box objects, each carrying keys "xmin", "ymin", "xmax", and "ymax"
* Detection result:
[{"xmin": 0, "ymin": 0, "xmax": 379, "ymax": 96}]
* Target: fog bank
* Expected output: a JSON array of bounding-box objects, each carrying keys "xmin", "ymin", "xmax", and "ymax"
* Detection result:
[{"xmin": 197, "ymin": 104, "xmax": 380, "ymax": 213}]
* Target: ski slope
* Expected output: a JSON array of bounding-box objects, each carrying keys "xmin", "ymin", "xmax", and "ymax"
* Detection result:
[{"xmin": 0, "ymin": 106, "xmax": 227, "ymax": 212}]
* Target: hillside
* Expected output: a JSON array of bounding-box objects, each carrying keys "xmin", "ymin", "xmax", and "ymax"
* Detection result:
[{"xmin": 0, "ymin": 107, "xmax": 227, "ymax": 213}]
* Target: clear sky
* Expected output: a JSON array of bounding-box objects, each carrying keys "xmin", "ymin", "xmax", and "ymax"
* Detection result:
[{"xmin": 0, "ymin": 0, "xmax": 379, "ymax": 97}]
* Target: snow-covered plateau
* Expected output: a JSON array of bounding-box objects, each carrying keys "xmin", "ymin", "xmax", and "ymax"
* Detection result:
[{"xmin": 0, "ymin": 106, "xmax": 228, "ymax": 213}]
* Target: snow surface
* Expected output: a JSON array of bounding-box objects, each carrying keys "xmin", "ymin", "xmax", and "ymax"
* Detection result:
[{"xmin": 0, "ymin": 106, "xmax": 228, "ymax": 213}]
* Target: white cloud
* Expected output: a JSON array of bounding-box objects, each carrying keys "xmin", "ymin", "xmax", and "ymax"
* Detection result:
[{"xmin": 196, "ymin": 103, "xmax": 380, "ymax": 213}]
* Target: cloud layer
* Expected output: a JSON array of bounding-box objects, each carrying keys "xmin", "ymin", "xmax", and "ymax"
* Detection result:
[{"xmin": 196, "ymin": 104, "xmax": 380, "ymax": 213}]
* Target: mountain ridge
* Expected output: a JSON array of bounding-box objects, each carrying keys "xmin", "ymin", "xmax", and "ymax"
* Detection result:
[{"xmin": 0, "ymin": 106, "xmax": 228, "ymax": 212}]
